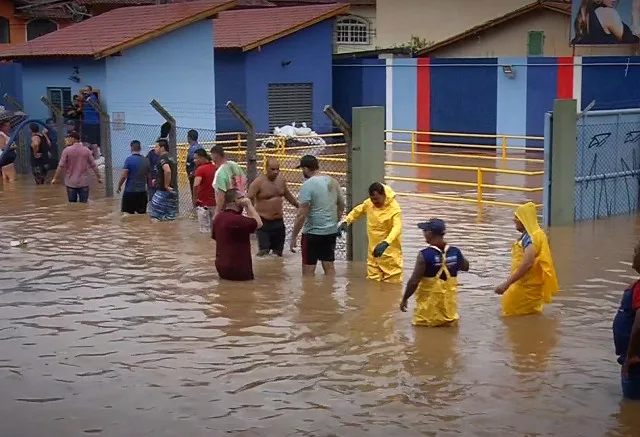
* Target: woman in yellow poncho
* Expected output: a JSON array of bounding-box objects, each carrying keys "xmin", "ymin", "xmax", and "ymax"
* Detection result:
[
  {"xmin": 494, "ymin": 202, "xmax": 559, "ymax": 316},
  {"xmin": 338, "ymin": 182, "xmax": 403, "ymax": 283}
]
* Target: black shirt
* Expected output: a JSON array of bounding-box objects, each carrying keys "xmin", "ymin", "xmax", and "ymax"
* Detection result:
[
  {"xmin": 31, "ymin": 133, "xmax": 48, "ymax": 165},
  {"xmin": 156, "ymin": 153, "xmax": 177, "ymax": 192}
]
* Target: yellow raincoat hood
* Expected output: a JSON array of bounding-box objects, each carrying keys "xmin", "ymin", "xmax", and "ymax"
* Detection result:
[{"xmin": 502, "ymin": 202, "xmax": 559, "ymax": 316}]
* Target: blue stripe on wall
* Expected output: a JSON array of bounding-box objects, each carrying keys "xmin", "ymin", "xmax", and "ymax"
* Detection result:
[
  {"xmin": 526, "ymin": 57, "xmax": 558, "ymax": 140},
  {"xmin": 361, "ymin": 59, "xmax": 386, "ymax": 108},
  {"xmin": 496, "ymin": 57, "xmax": 527, "ymax": 146},
  {"xmin": 391, "ymin": 58, "xmax": 417, "ymax": 149},
  {"xmin": 332, "ymin": 59, "xmax": 363, "ymax": 126},
  {"xmin": 430, "ymin": 58, "xmax": 497, "ymax": 146},
  {"xmin": 582, "ymin": 56, "xmax": 640, "ymax": 111}
]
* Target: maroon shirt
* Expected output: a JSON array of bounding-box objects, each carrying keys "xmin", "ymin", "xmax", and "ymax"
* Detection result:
[
  {"xmin": 59, "ymin": 142, "xmax": 98, "ymax": 188},
  {"xmin": 212, "ymin": 209, "xmax": 258, "ymax": 281}
]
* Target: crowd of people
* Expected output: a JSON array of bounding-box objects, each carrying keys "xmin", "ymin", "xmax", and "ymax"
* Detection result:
[{"xmin": 5, "ymin": 120, "xmax": 640, "ymax": 402}]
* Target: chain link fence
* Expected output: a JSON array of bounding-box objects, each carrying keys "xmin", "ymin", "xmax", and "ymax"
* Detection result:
[{"xmin": 575, "ymin": 118, "xmax": 640, "ymax": 221}]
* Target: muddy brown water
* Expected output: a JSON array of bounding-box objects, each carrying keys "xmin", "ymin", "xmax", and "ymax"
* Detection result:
[{"xmin": 1, "ymin": 169, "xmax": 640, "ymax": 437}]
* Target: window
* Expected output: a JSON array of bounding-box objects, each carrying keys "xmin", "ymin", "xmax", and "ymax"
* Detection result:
[
  {"xmin": 527, "ymin": 31, "xmax": 545, "ymax": 56},
  {"xmin": 268, "ymin": 83, "xmax": 313, "ymax": 131},
  {"xmin": 47, "ymin": 87, "xmax": 72, "ymax": 115},
  {"xmin": 335, "ymin": 15, "xmax": 370, "ymax": 45},
  {"xmin": 27, "ymin": 19, "xmax": 58, "ymax": 41},
  {"xmin": 0, "ymin": 17, "xmax": 9, "ymax": 43}
]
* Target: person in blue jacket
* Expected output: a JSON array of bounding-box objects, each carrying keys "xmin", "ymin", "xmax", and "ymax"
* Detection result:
[{"xmin": 613, "ymin": 241, "xmax": 640, "ymax": 399}]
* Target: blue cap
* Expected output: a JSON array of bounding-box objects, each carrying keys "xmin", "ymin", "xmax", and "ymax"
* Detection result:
[{"xmin": 417, "ymin": 218, "xmax": 446, "ymax": 235}]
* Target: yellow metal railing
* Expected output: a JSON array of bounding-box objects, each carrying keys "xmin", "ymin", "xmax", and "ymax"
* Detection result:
[
  {"xmin": 255, "ymin": 132, "xmax": 345, "ymax": 154},
  {"xmin": 385, "ymin": 129, "xmax": 544, "ymax": 162},
  {"xmin": 384, "ymin": 160, "xmax": 543, "ymax": 208}
]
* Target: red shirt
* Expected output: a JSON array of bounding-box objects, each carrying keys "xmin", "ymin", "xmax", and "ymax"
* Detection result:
[
  {"xmin": 195, "ymin": 162, "xmax": 216, "ymax": 207},
  {"xmin": 632, "ymin": 281, "xmax": 640, "ymax": 310},
  {"xmin": 212, "ymin": 209, "xmax": 258, "ymax": 281}
]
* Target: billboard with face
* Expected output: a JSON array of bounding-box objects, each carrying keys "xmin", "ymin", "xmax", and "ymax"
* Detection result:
[{"xmin": 570, "ymin": 0, "xmax": 640, "ymax": 44}]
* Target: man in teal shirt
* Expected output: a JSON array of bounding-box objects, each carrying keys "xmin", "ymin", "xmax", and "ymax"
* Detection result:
[{"xmin": 290, "ymin": 155, "xmax": 345, "ymax": 275}]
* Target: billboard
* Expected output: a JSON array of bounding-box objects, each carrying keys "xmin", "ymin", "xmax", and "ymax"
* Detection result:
[{"xmin": 570, "ymin": 0, "xmax": 640, "ymax": 44}]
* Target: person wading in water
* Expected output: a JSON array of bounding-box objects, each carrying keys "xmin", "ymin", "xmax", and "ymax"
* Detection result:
[
  {"xmin": 247, "ymin": 157, "xmax": 299, "ymax": 257},
  {"xmin": 29, "ymin": 123, "xmax": 50, "ymax": 185}
]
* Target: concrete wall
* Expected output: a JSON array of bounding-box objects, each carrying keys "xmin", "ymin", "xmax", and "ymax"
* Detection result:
[
  {"xmin": 244, "ymin": 19, "xmax": 334, "ymax": 133},
  {"xmin": 332, "ymin": 55, "xmax": 640, "ymax": 147},
  {"xmin": 376, "ymin": 0, "xmax": 530, "ymax": 49},
  {"xmin": 20, "ymin": 58, "xmax": 107, "ymax": 121},
  {"xmin": 427, "ymin": 9, "xmax": 637, "ymax": 58},
  {"xmin": 214, "ymin": 50, "xmax": 247, "ymax": 132}
]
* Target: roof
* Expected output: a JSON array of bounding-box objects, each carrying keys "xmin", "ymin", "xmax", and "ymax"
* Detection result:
[
  {"xmin": 269, "ymin": 0, "xmax": 372, "ymax": 5},
  {"xmin": 215, "ymin": 3, "xmax": 349, "ymax": 51},
  {"xmin": 416, "ymin": 0, "xmax": 571, "ymax": 56},
  {"xmin": 0, "ymin": 0, "xmax": 236, "ymax": 60}
]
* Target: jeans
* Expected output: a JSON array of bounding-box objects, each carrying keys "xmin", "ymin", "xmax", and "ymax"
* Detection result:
[
  {"xmin": 66, "ymin": 186, "xmax": 89, "ymax": 203},
  {"xmin": 622, "ymin": 365, "xmax": 640, "ymax": 400}
]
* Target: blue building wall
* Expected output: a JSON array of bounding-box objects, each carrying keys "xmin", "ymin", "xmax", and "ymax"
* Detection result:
[
  {"xmin": 526, "ymin": 57, "xmax": 558, "ymax": 140},
  {"xmin": 244, "ymin": 20, "xmax": 334, "ymax": 133},
  {"xmin": 215, "ymin": 50, "xmax": 247, "ymax": 133},
  {"xmin": 581, "ymin": 56, "xmax": 640, "ymax": 111},
  {"xmin": 20, "ymin": 58, "xmax": 106, "ymax": 121},
  {"xmin": 0, "ymin": 63, "xmax": 23, "ymax": 109},
  {"xmin": 332, "ymin": 58, "xmax": 385, "ymax": 126},
  {"xmin": 105, "ymin": 19, "xmax": 216, "ymax": 164},
  {"xmin": 496, "ymin": 57, "xmax": 527, "ymax": 147}
]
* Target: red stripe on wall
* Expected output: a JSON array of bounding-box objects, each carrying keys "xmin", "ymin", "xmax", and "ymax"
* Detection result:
[
  {"xmin": 556, "ymin": 56, "xmax": 574, "ymax": 99},
  {"xmin": 416, "ymin": 57, "xmax": 431, "ymax": 149}
]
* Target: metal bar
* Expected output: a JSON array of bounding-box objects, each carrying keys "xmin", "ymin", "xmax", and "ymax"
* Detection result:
[
  {"xmin": 575, "ymin": 169, "xmax": 640, "ymax": 182},
  {"xmin": 386, "ymin": 149, "xmax": 545, "ymax": 163},
  {"xmin": 384, "ymin": 160, "xmax": 544, "ymax": 176},
  {"xmin": 385, "ymin": 129, "xmax": 545, "ymax": 141},
  {"xmin": 394, "ymin": 191, "xmax": 543, "ymax": 208},
  {"xmin": 384, "ymin": 175, "xmax": 542, "ymax": 192}
]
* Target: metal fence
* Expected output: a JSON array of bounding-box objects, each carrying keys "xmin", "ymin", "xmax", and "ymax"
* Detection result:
[{"xmin": 575, "ymin": 115, "xmax": 640, "ymax": 221}]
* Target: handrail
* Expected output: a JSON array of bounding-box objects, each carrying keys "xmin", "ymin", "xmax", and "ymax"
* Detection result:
[
  {"xmin": 385, "ymin": 160, "xmax": 543, "ymax": 176},
  {"xmin": 386, "ymin": 129, "xmax": 544, "ymax": 141}
]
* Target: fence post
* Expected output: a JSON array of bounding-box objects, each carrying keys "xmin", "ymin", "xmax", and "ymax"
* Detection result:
[
  {"xmin": 40, "ymin": 96, "xmax": 65, "ymax": 164},
  {"xmin": 548, "ymin": 99, "xmax": 577, "ymax": 226},
  {"xmin": 87, "ymin": 98, "xmax": 113, "ymax": 197},
  {"xmin": 3, "ymin": 93, "xmax": 28, "ymax": 174},
  {"xmin": 226, "ymin": 101, "xmax": 257, "ymax": 185},
  {"xmin": 324, "ymin": 105, "xmax": 354, "ymax": 261},
  {"xmin": 150, "ymin": 99, "xmax": 178, "ymax": 211}
]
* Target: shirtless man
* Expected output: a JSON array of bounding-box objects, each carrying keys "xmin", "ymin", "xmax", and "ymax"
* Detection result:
[
  {"xmin": 0, "ymin": 121, "xmax": 16, "ymax": 183},
  {"xmin": 247, "ymin": 157, "xmax": 299, "ymax": 257}
]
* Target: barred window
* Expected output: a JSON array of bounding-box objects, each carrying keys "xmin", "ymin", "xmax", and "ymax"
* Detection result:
[{"xmin": 335, "ymin": 16, "xmax": 369, "ymax": 45}]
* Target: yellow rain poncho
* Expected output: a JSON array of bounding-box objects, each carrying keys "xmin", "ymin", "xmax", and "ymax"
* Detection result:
[
  {"xmin": 413, "ymin": 244, "xmax": 460, "ymax": 327},
  {"xmin": 345, "ymin": 184, "xmax": 402, "ymax": 283},
  {"xmin": 502, "ymin": 202, "xmax": 559, "ymax": 317}
]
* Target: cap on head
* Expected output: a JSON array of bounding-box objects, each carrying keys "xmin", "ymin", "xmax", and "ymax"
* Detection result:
[
  {"xmin": 417, "ymin": 218, "xmax": 446, "ymax": 235},
  {"xmin": 296, "ymin": 154, "xmax": 319, "ymax": 170}
]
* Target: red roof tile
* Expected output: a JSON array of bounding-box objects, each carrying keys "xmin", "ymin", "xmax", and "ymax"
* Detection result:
[
  {"xmin": 0, "ymin": 0, "xmax": 236, "ymax": 60},
  {"xmin": 215, "ymin": 3, "xmax": 348, "ymax": 50}
]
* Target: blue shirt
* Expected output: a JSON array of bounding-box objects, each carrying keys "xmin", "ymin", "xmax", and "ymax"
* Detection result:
[
  {"xmin": 299, "ymin": 174, "xmax": 344, "ymax": 235},
  {"xmin": 186, "ymin": 142, "xmax": 203, "ymax": 174},
  {"xmin": 123, "ymin": 153, "xmax": 150, "ymax": 193},
  {"xmin": 420, "ymin": 246, "xmax": 465, "ymax": 279},
  {"xmin": 83, "ymin": 95, "xmax": 100, "ymax": 124}
]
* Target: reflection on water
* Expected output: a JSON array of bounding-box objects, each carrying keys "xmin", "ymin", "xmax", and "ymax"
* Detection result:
[{"xmin": 2, "ymin": 177, "xmax": 640, "ymax": 436}]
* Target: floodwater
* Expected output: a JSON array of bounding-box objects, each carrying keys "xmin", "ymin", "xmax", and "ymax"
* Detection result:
[{"xmin": 2, "ymin": 175, "xmax": 640, "ymax": 437}]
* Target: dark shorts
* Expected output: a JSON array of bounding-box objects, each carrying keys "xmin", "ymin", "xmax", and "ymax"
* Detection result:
[
  {"xmin": 32, "ymin": 160, "xmax": 48, "ymax": 184},
  {"xmin": 67, "ymin": 186, "xmax": 89, "ymax": 203},
  {"xmin": 257, "ymin": 217, "xmax": 285, "ymax": 255},
  {"xmin": 301, "ymin": 233, "xmax": 337, "ymax": 265},
  {"xmin": 0, "ymin": 149, "xmax": 16, "ymax": 168},
  {"xmin": 121, "ymin": 191, "xmax": 148, "ymax": 214},
  {"xmin": 82, "ymin": 123, "xmax": 100, "ymax": 145}
]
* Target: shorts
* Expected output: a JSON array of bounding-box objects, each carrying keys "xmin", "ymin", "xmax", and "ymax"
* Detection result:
[
  {"xmin": 301, "ymin": 233, "xmax": 337, "ymax": 265},
  {"xmin": 149, "ymin": 190, "xmax": 178, "ymax": 221},
  {"xmin": 257, "ymin": 217, "xmax": 285, "ymax": 255},
  {"xmin": 622, "ymin": 365, "xmax": 640, "ymax": 400},
  {"xmin": 32, "ymin": 161, "xmax": 48, "ymax": 185},
  {"xmin": 196, "ymin": 206, "xmax": 212, "ymax": 233},
  {"xmin": 67, "ymin": 186, "xmax": 89, "ymax": 203},
  {"xmin": 0, "ymin": 149, "xmax": 16, "ymax": 168},
  {"xmin": 121, "ymin": 191, "xmax": 148, "ymax": 214}
]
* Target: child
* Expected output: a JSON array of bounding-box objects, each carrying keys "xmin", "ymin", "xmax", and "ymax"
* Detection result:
[
  {"xmin": 613, "ymin": 241, "xmax": 640, "ymax": 399},
  {"xmin": 399, "ymin": 219, "xmax": 470, "ymax": 327}
]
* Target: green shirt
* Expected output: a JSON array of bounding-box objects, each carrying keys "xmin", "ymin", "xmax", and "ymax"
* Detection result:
[{"xmin": 213, "ymin": 161, "xmax": 247, "ymax": 195}]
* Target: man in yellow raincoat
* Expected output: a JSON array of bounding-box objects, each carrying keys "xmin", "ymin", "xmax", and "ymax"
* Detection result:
[
  {"xmin": 494, "ymin": 202, "xmax": 559, "ymax": 316},
  {"xmin": 338, "ymin": 182, "xmax": 403, "ymax": 283},
  {"xmin": 399, "ymin": 219, "xmax": 470, "ymax": 327}
]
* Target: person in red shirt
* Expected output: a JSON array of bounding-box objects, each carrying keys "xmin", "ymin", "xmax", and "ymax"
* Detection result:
[
  {"xmin": 192, "ymin": 149, "xmax": 217, "ymax": 233},
  {"xmin": 212, "ymin": 189, "xmax": 263, "ymax": 281}
]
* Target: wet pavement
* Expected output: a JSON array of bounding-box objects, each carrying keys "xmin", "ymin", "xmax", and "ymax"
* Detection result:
[{"xmin": 1, "ymin": 175, "xmax": 640, "ymax": 437}]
